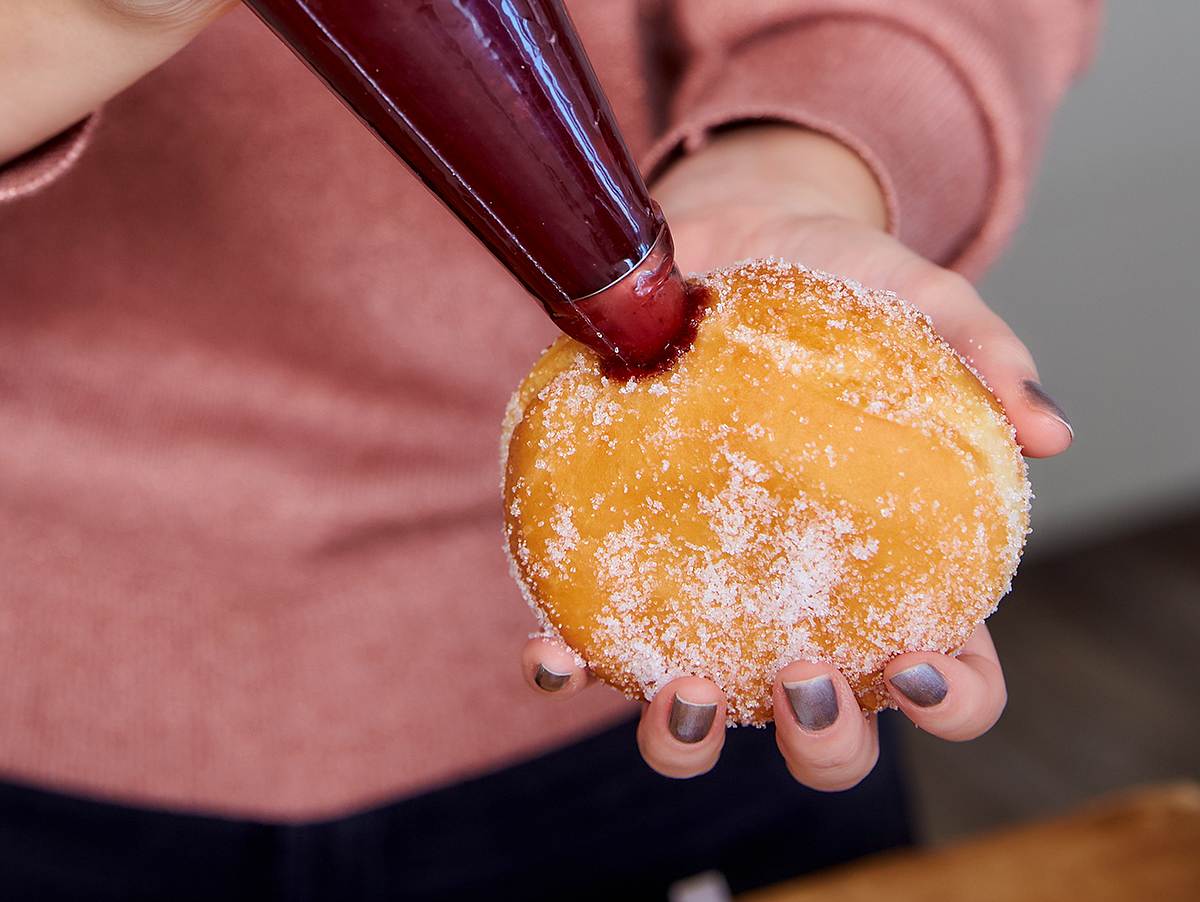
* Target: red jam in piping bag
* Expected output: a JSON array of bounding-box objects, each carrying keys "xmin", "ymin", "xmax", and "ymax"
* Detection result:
[{"xmin": 242, "ymin": 0, "xmax": 696, "ymax": 370}]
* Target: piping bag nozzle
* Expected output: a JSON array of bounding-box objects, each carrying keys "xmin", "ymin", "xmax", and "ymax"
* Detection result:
[
  {"xmin": 544, "ymin": 217, "xmax": 693, "ymax": 370},
  {"xmin": 243, "ymin": 0, "xmax": 692, "ymax": 369}
]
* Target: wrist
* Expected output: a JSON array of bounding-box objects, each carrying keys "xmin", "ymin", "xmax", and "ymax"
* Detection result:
[{"xmin": 653, "ymin": 124, "xmax": 888, "ymax": 231}]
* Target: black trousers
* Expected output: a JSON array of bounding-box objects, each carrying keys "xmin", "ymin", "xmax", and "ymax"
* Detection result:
[{"xmin": 0, "ymin": 714, "xmax": 911, "ymax": 901}]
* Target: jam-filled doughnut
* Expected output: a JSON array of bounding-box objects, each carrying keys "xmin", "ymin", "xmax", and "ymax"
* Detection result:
[{"xmin": 502, "ymin": 259, "xmax": 1030, "ymax": 723}]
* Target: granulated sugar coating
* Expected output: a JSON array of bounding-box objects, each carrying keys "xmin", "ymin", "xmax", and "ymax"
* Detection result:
[{"xmin": 502, "ymin": 259, "xmax": 1030, "ymax": 723}]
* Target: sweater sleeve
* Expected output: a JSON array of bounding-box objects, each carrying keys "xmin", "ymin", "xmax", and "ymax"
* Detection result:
[
  {"xmin": 0, "ymin": 115, "xmax": 98, "ymax": 204},
  {"xmin": 642, "ymin": 0, "xmax": 1102, "ymax": 278}
]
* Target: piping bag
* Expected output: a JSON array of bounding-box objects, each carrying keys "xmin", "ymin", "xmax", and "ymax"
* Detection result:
[{"xmin": 243, "ymin": 0, "xmax": 694, "ymax": 371}]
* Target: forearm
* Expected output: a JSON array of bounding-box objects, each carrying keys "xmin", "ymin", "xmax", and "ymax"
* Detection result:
[{"xmin": 0, "ymin": 0, "xmax": 230, "ymax": 164}]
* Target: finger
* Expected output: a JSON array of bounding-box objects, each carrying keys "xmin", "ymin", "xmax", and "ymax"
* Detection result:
[
  {"xmin": 636, "ymin": 676, "xmax": 726, "ymax": 779},
  {"xmin": 521, "ymin": 636, "xmax": 591, "ymax": 700},
  {"xmin": 903, "ymin": 264, "xmax": 1073, "ymax": 459},
  {"xmin": 5, "ymin": 0, "xmax": 233, "ymax": 162},
  {"xmin": 102, "ymin": 0, "xmax": 234, "ymax": 28},
  {"xmin": 884, "ymin": 625, "xmax": 1007, "ymax": 741},
  {"xmin": 772, "ymin": 662, "xmax": 879, "ymax": 791}
]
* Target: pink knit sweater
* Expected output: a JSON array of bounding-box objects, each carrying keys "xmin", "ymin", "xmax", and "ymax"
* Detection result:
[{"xmin": 0, "ymin": 1, "xmax": 1099, "ymax": 819}]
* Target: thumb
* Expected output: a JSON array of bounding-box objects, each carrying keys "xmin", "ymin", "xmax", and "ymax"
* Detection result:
[{"xmin": 912, "ymin": 267, "xmax": 1073, "ymax": 459}]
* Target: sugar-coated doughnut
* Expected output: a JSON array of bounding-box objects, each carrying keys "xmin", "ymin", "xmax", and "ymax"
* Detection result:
[{"xmin": 501, "ymin": 259, "xmax": 1030, "ymax": 723}]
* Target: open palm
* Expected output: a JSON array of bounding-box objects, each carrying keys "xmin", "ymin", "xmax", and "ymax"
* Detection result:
[{"xmin": 523, "ymin": 129, "xmax": 1072, "ymax": 789}]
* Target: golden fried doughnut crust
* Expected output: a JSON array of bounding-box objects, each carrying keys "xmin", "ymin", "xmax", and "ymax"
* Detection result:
[{"xmin": 502, "ymin": 260, "xmax": 1029, "ymax": 724}]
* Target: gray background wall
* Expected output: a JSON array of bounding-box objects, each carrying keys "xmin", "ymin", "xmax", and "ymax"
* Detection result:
[
  {"xmin": 903, "ymin": 6, "xmax": 1200, "ymax": 842},
  {"xmin": 982, "ymin": 0, "xmax": 1200, "ymax": 554}
]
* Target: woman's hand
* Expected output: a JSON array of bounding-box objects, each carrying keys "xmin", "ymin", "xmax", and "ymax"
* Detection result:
[
  {"xmin": 522, "ymin": 125, "xmax": 1072, "ymax": 790},
  {"xmin": 0, "ymin": 0, "xmax": 233, "ymax": 163}
]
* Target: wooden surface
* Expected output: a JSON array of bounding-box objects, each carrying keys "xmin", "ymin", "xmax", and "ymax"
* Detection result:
[
  {"xmin": 742, "ymin": 783, "xmax": 1200, "ymax": 902},
  {"xmin": 900, "ymin": 507, "xmax": 1200, "ymax": 841}
]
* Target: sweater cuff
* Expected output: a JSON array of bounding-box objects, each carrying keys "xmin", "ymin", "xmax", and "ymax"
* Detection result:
[
  {"xmin": 0, "ymin": 115, "xmax": 99, "ymax": 204},
  {"xmin": 643, "ymin": 17, "xmax": 993, "ymax": 275}
]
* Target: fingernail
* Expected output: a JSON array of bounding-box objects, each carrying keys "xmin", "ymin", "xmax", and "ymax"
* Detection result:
[
  {"xmin": 668, "ymin": 695, "xmax": 717, "ymax": 744},
  {"xmin": 783, "ymin": 676, "xmax": 839, "ymax": 732},
  {"xmin": 1022, "ymin": 379, "xmax": 1074, "ymax": 440},
  {"xmin": 534, "ymin": 663, "xmax": 571, "ymax": 692},
  {"xmin": 889, "ymin": 663, "xmax": 949, "ymax": 707}
]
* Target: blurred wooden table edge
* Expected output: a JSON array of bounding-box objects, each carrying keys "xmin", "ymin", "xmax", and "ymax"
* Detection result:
[{"xmin": 739, "ymin": 782, "xmax": 1200, "ymax": 902}]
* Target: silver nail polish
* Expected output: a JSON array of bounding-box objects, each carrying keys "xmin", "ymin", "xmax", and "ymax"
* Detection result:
[
  {"xmin": 783, "ymin": 676, "xmax": 839, "ymax": 731},
  {"xmin": 890, "ymin": 663, "xmax": 949, "ymax": 707},
  {"xmin": 534, "ymin": 663, "xmax": 571, "ymax": 692},
  {"xmin": 669, "ymin": 696, "xmax": 717, "ymax": 744},
  {"xmin": 1022, "ymin": 379, "xmax": 1074, "ymax": 440}
]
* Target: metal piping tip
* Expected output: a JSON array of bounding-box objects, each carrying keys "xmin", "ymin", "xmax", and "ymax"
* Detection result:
[{"xmin": 542, "ymin": 208, "xmax": 693, "ymax": 369}]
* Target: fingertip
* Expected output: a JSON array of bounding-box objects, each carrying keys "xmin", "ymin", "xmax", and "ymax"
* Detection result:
[
  {"xmin": 885, "ymin": 659, "xmax": 950, "ymax": 709},
  {"xmin": 637, "ymin": 677, "xmax": 726, "ymax": 778},
  {"xmin": 104, "ymin": 0, "xmax": 236, "ymax": 30},
  {"xmin": 884, "ymin": 647, "xmax": 1006, "ymax": 741},
  {"xmin": 775, "ymin": 661, "xmax": 846, "ymax": 733},
  {"xmin": 772, "ymin": 662, "xmax": 878, "ymax": 792},
  {"xmin": 522, "ymin": 636, "xmax": 587, "ymax": 699},
  {"xmin": 666, "ymin": 676, "xmax": 725, "ymax": 744},
  {"xmin": 1012, "ymin": 379, "xmax": 1074, "ymax": 457}
]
